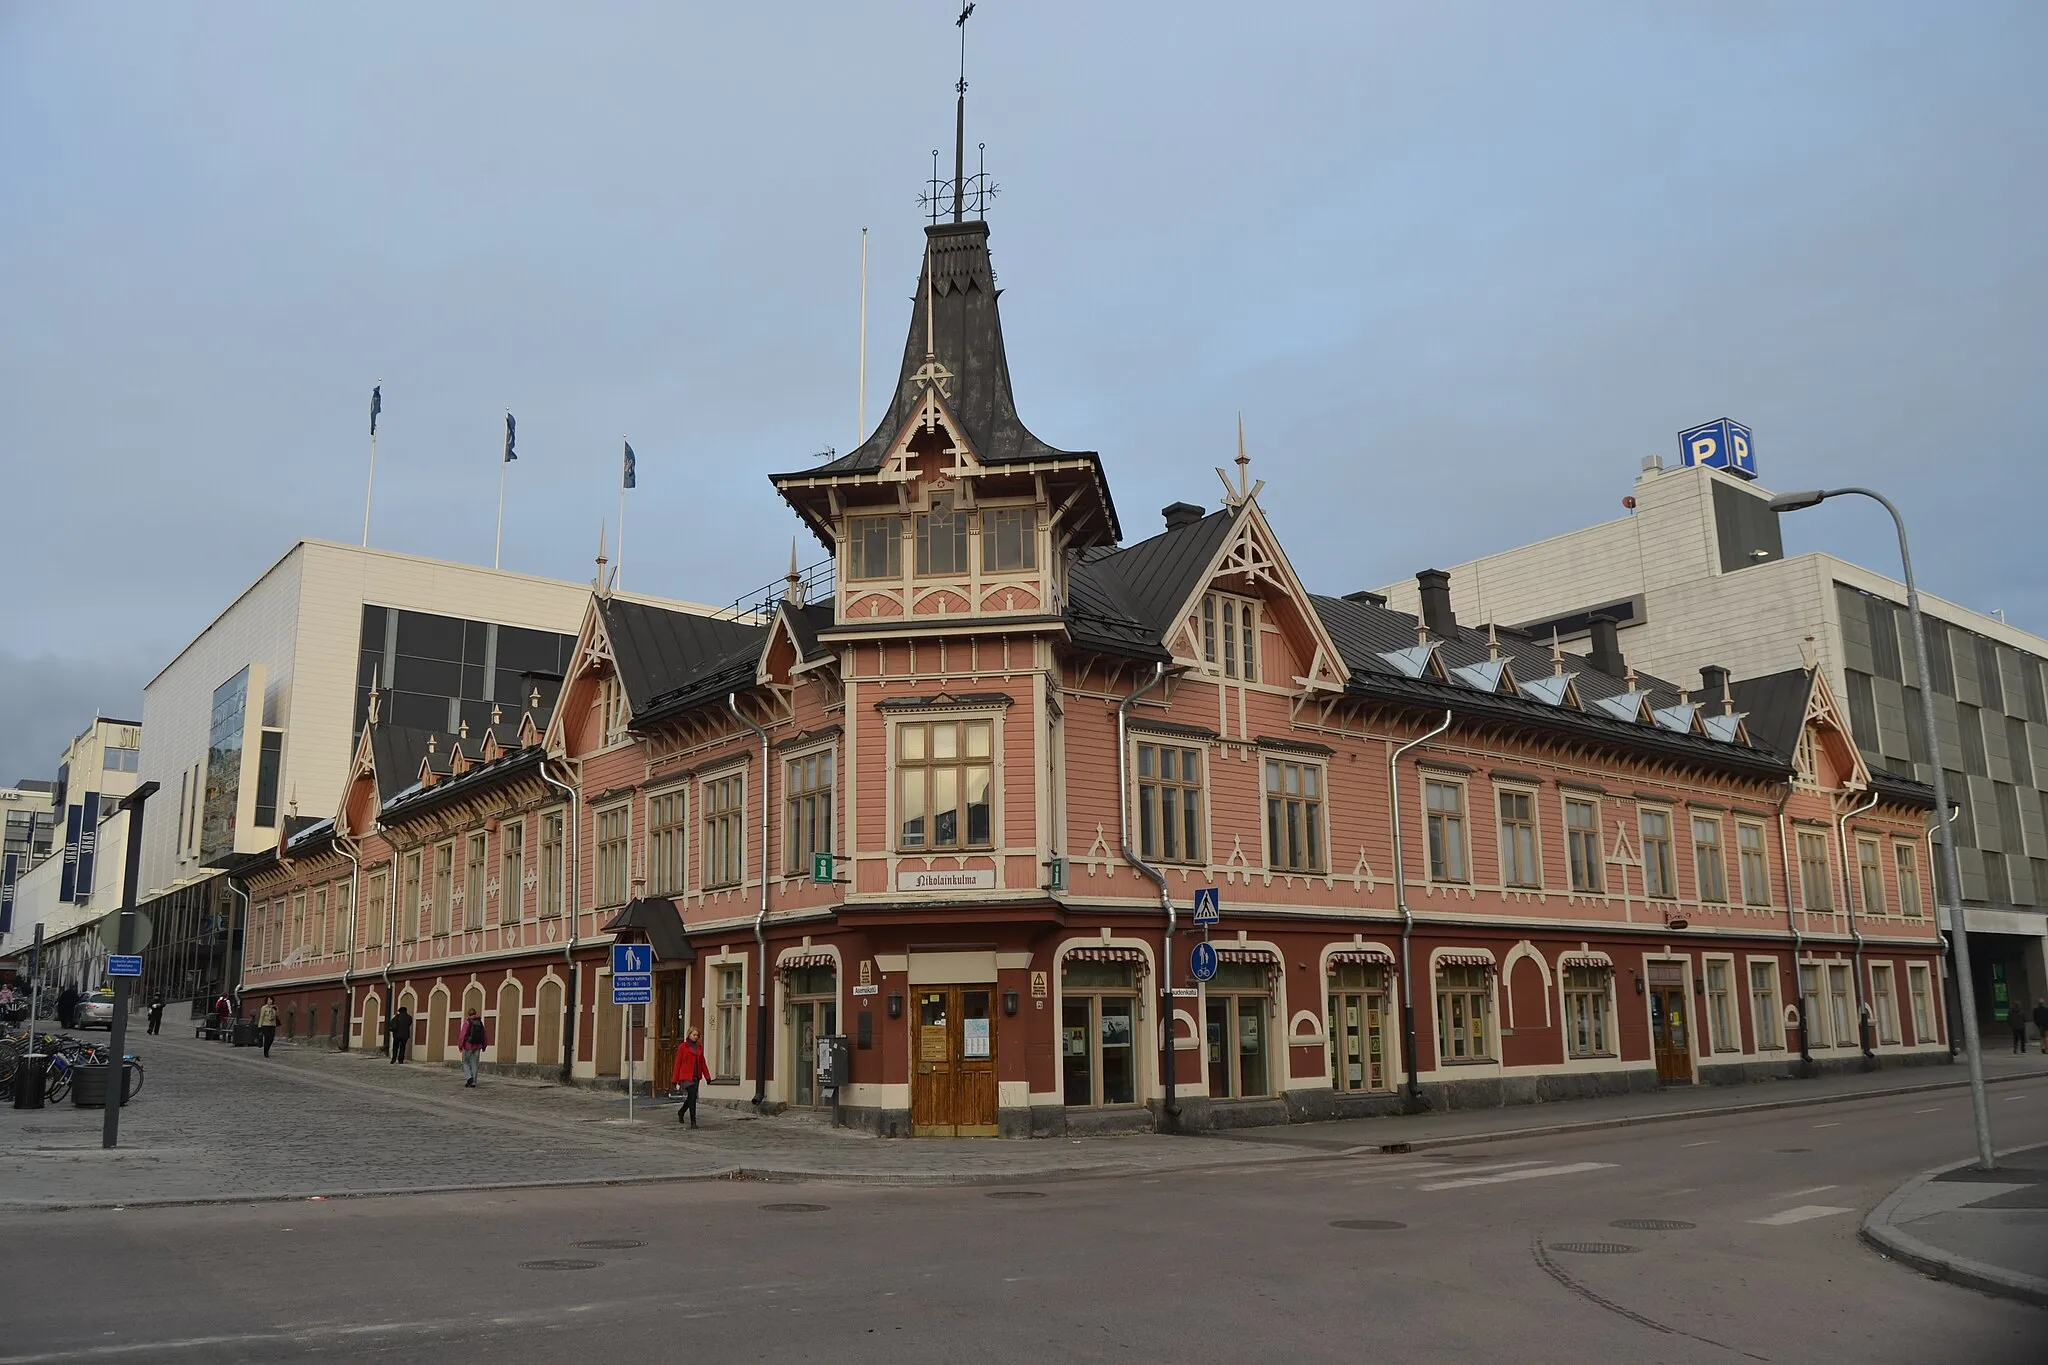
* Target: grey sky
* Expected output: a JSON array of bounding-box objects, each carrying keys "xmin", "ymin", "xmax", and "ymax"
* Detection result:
[{"xmin": 3, "ymin": 2, "xmax": 2043, "ymax": 785}]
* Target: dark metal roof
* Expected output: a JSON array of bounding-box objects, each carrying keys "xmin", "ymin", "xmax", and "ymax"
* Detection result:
[
  {"xmin": 1062, "ymin": 508, "xmax": 1235, "ymax": 659},
  {"xmin": 600, "ymin": 597, "xmax": 767, "ymax": 715},
  {"xmin": 1727, "ymin": 668, "xmax": 1813, "ymax": 761},
  {"xmin": 368, "ymin": 725, "xmax": 439, "ymax": 804},
  {"xmin": 601, "ymin": 898, "xmax": 696, "ymax": 962},
  {"xmin": 380, "ymin": 746, "xmax": 545, "ymax": 825}
]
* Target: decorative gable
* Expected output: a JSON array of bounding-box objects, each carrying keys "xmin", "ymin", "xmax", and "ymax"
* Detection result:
[
  {"xmin": 1168, "ymin": 501, "xmax": 1348, "ymax": 694},
  {"xmin": 1798, "ymin": 669, "xmax": 1870, "ymax": 790}
]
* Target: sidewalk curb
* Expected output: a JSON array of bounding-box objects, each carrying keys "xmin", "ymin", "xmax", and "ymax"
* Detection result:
[
  {"xmin": 1859, "ymin": 1141, "xmax": 2048, "ymax": 1309},
  {"xmin": 1357, "ymin": 1070, "xmax": 2048, "ymax": 1154}
]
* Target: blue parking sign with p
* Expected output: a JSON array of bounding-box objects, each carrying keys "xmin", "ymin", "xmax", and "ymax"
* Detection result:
[{"xmin": 1677, "ymin": 419, "xmax": 1756, "ymax": 480}]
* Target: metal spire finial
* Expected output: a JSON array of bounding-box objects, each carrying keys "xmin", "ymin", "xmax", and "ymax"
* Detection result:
[
  {"xmin": 917, "ymin": 5, "xmax": 997, "ymax": 224},
  {"xmin": 594, "ymin": 522, "xmax": 609, "ymax": 595},
  {"xmin": 954, "ymin": 3, "xmax": 973, "ymax": 224},
  {"xmin": 1216, "ymin": 412, "xmax": 1266, "ymax": 509},
  {"xmin": 1550, "ymin": 629, "xmax": 1565, "ymax": 677},
  {"xmin": 1487, "ymin": 622, "xmax": 1501, "ymax": 661}
]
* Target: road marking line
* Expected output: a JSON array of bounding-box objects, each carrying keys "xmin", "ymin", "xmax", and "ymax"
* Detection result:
[
  {"xmin": 1913, "ymin": 1107, "xmax": 1940, "ymax": 1113},
  {"xmin": 1776, "ymin": 1184, "xmax": 1837, "ymax": 1198},
  {"xmin": 1812, "ymin": 1121, "xmax": 1840, "ymax": 1128},
  {"xmin": 1418, "ymin": 1161, "xmax": 1615, "ymax": 1191},
  {"xmin": 2004, "ymin": 1095, "xmax": 2026, "ymax": 1101},
  {"xmin": 1681, "ymin": 1140, "xmax": 1715, "ymax": 1147},
  {"xmin": 1751, "ymin": 1204, "xmax": 1853, "ymax": 1226}
]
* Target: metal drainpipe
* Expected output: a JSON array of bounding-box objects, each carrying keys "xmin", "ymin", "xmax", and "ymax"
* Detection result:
[
  {"xmin": 1836, "ymin": 787, "xmax": 1882, "ymax": 1061},
  {"xmin": 337, "ymin": 829, "xmax": 361, "ymax": 1051},
  {"xmin": 1775, "ymin": 788, "xmax": 1811, "ymax": 1071},
  {"xmin": 1115, "ymin": 663, "xmax": 1179, "ymax": 1123},
  {"xmin": 225, "ymin": 878, "xmax": 251, "ymax": 1006},
  {"xmin": 379, "ymin": 846, "xmax": 396, "ymax": 1046},
  {"xmin": 538, "ymin": 757, "xmax": 581, "ymax": 1083},
  {"xmin": 1389, "ymin": 710, "xmax": 1453, "ymax": 1114},
  {"xmin": 730, "ymin": 695, "xmax": 773, "ymax": 1110}
]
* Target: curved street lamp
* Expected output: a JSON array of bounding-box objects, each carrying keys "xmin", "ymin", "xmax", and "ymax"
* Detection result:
[{"xmin": 1770, "ymin": 486, "xmax": 1995, "ymax": 1170}]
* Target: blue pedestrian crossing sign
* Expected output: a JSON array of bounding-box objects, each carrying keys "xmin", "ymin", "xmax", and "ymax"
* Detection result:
[
  {"xmin": 1189, "ymin": 941, "xmax": 1218, "ymax": 983},
  {"xmin": 1191, "ymin": 886, "xmax": 1221, "ymax": 926},
  {"xmin": 611, "ymin": 942, "xmax": 653, "ymax": 1004}
]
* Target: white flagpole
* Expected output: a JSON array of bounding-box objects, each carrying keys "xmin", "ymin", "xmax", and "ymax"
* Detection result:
[
  {"xmin": 858, "ymin": 226, "xmax": 869, "ymax": 444},
  {"xmin": 363, "ymin": 381, "xmax": 380, "ymax": 547},
  {"xmin": 494, "ymin": 436, "xmax": 508, "ymax": 571},
  {"xmin": 616, "ymin": 453, "xmax": 626, "ymax": 594}
]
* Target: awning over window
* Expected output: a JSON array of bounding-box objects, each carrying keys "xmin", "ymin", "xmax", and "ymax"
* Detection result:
[
  {"xmin": 1065, "ymin": 945, "xmax": 1149, "ymax": 974},
  {"xmin": 778, "ymin": 952, "xmax": 837, "ymax": 975},
  {"xmin": 1437, "ymin": 951, "xmax": 1495, "ymax": 971},
  {"xmin": 600, "ymin": 898, "xmax": 695, "ymax": 962},
  {"xmin": 1216, "ymin": 948, "xmax": 1280, "ymax": 964},
  {"xmin": 1328, "ymin": 948, "xmax": 1395, "ymax": 968},
  {"xmin": 1558, "ymin": 952, "xmax": 1613, "ymax": 970}
]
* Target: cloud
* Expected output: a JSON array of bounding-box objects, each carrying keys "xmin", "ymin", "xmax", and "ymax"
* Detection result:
[{"xmin": 0, "ymin": 649, "xmax": 154, "ymax": 788}]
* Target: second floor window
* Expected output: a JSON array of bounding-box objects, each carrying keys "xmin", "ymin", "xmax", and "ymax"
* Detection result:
[
  {"xmin": 1498, "ymin": 790, "xmax": 1538, "ymax": 888},
  {"xmin": 897, "ymin": 720, "xmax": 993, "ymax": 850},
  {"xmin": 1797, "ymin": 830, "xmax": 1833, "ymax": 910},
  {"xmin": 1738, "ymin": 822, "xmax": 1771, "ymax": 905},
  {"xmin": 465, "ymin": 833, "xmax": 487, "ymax": 930},
  {"xmin": 499, "ymin": 821, "xmax": 524, "ymax": 925},
  {"xmin": 1895, "ymin": 843, "xmax": 1923, "ymax": 917},
  {"xmin": 1266, "ymin": 758, "xmax": 1325, "ymax": 873},
  {"xmin": 915, "ymin": 494, "xmax": 969, "ymax": 574},
  {"xmin": 980, "ymin": 507, "xmax": 1037, "ymax": 571},
  {"xmin": 539, "ymin": 811, "xmax": 565, "ymax": 918},
  {"xmin": 1565, "ymin": 797, "xmax": 1602, "ymax": 893},
  {"xmin": 1201, "ymin": 593, "xmax": 1258, "ymax": 680},
  {"xmin": 1858, "ymin": 839, "xmax": 1885, "ymax": 915},
  {"xmin": 1425, "ymin": 780, "xmax": 1467, "ymax": 883},
  {"xmin": 432, "ymin": 842, "xmax": 454, "ymax": 935},
  {"xmin": 785, "ymin": 751, "xmax": 835, "ymax": 875},
  {"xmin": 848, "ymin": 515, "xmax": 902, "ymax": 580},
  {"xmin": 703, "ymin": 773, "xmax": 745, "ymax": 888},
  {"xmin": 401, "ymin": 851, "xmax": 423, "ymax": 940},
  {"xmin": 595, "ymin": 805, "xmax": 629, "ymax": 907},
  {"xmin": 647, "ymin": 791, "xmax": 685, "ymax": 895},
  {"xmin": 1640, "ymin": 809, "xmax": 1674, "ymax": 899},
  {"xmin": 365, "ymin": 870, "xmax": 387, "ymax": 947},
  {"xmin": 1137, "ymin": 741, "xmax": 1203, "ymax": 864},
  {"xmin": 1693, "ymin": 816, "xmax": 1726, "ymax": 903}
]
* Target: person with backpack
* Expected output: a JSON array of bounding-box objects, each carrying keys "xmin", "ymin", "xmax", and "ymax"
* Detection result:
[
  {"xmin": 459, "ymin": 1007, "xmax": 487, "ymax": 1087},
  {"xmin": 387, "ymin": 1004, "xmax": 413, "ymax": 1064},
  {"xmin": 671, "ymin": 1025, "xmax": 711, "ymax": 1128}
]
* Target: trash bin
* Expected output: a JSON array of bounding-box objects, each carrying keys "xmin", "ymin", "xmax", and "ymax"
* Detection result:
[
  {"xmin": 12, "ymin": 1054, "xmax": 48, "ymax": 1109},
  {"xmin": 232, "ymin": 1018, "xmax": 256, "ymax": 1048},
  {"xmin": 70, "ymin": 1060, "xmax": 138, "ymax": 1109}
]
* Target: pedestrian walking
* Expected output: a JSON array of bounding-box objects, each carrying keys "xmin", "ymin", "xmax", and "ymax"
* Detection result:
[
  {"xmin": 57, "ymin": 984, "xmax": 79, "ymax": 1029},
  {"xmin": 672, "ymin": 1025, "xmax": 711, "ymax": 1128},
  {"xmin": 2011, "ymin": 1000, "xmax": 2029, "ymax": 1054},
  {"xmin": 147, "ymin": 992, "xmax": 165, "ymax": 1036},
  {"xmin": 388, "ymin": 1004, "xmax": 413, "ymax": 1064},
  {"xmin": 213, "ymin": 993, "xmax": 232, "ymax": 1039},
  {"xmin": 2034, "ymin": 999, "xmax": 2048, "ymax": 1056},
  {"xmin": 459, "ymin": 1008, "xmax": 487, "ymax": 1087},
  {"xmin": 256, "ymin": 997, "xmax": 279, "ymax": 1057}
]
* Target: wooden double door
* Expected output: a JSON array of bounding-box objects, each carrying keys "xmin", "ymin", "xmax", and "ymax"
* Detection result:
[
  {"xmin": 653, "ymin": 971, "xmax": 688, "ymax": 1090},
  {"xmin": 1647, "ymin": 964, "xmax": 1693, "ymax": 1083},
  {"xmin": 912, "ymin": 984, "xmax": 998, "ymax": 1136}
]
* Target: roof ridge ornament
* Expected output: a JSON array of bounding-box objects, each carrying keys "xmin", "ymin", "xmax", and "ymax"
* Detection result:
[
  {"xmin": 1216, "ymin": 413, "xmax": 1266, "ymax": 510},
  {"xmin": 916, "ymin": 6, "xmax": 998, "ymax": 225},
  {"xmin": 1551, "ymin": 628, "xmax": 1565, "ymax": 677}
]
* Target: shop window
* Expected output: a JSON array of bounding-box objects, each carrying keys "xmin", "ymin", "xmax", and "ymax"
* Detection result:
[
  {"xmin": 914, "ymin": 493, "xmax": 969, "ymax": 575},
  {"xmin": 1562, "ymin": 966, "xmax": 1612, "ymax": 1058},
  {"xmin": 1435, "ymin": 962, "xmax": 1491, "ymax": 1061},
  {"xmin": 539, "ymin": 810, "xmax": 565, "ymax": 918},
  {"xmin": 702, "ymin": 772, "xmax": 746, "ymax": 889},
  {"xmin": 1858, "ymin": 839, "xmax": 1885, "ymax": 916},
  {"xmin": 646, "ymin": 790, "xmax": 685, "ymax": 895},
  {"xmin": 1800, "ymin": 965, "xmax": 1824, "ymax": 1046},
  {"xmin": 1749, "ymin": 960, "xmax": 1781, "ymax": 1049},
  {"xmin": 464, "ymin": 833, "xmax": 487, "ymax": 930},
  {"xmin": 595, "ymin": 804, "xmax": 630, "ymax": 907},
  {"xmin": 1498, "ymin": 789, "xmax": 1539, "ymax": 888},
  {"xmin": 1705, "ymin": 960, "xmax": 1736, "ymax": 1051},
  {"xmin": 784, "ymin": 750, "xmax": 834, "ymax": 875},
  {"xmin": 1061, "ymin": 960, "xmax": 1138, "ymax": 1107},
  {"xmin": 1871, "ymin": 964, "xmax": 1899, "ymax": 1044},
  {"xmin": 980, "ymin": 507, "xmax": 1037, "ymax": 572},
  {"xmin": 499, "ymin": 820, "xmax": 524, "ymax": 925},
  {"xmin": 1738, "ymin": 823, "xmax": 1771, "ymax": 905},
  {"xmin": 1693, "ymin": 816, "xmax": 1726, "ymax": 903},
  {"xmin": 1908, "ymin": 964, "xmax": 1934, "ymax": 1043},
  {"xmin": 895, "ymin": 719, "xmax": 993, "ymax": 851},
  {"xmin": 1640, "ymin": 809, "xmax": 1675, "ymax": 899},
  {"xmin": 714, "ymin": 963, "xmax": 746, "ymax": 1079},
  {"xmin": 1828, "ymin": 964, "xmax": 1853, "ymax": 1047},
  {"xmin": 1327, "ymin": 963, "xmax": 1390, "ymax": 1092},
  {"xmin": 1798, "ymin": 831, "xmax": 1833, "ymax": 910},
  {"xmin": 1565, "ymin": 797, "xmax": 1602, "ymax": 893},
  {"xmin": 1895, "ymin": 844, "xmax": 1923, "ymax": 918},
  {"xmin": 1203, "ymin": 962, "xmax": 1272, "ymax": 1098},
  {"xmin": 1136, "ymin": 741, "xmax": 1204, "ymax": 864},
  {"xmin": 1425, "ymin": 780, "xmax": 1467, "ymax": 883}
]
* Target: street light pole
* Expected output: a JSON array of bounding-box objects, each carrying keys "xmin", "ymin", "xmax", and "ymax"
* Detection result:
[
  {"xmin": 103, "ymin": 781, "xmax": 159, "ymax": 1150},
  {"xmin": 1770, "ymin": 486, "xmax": 1995, "ymax": 1170}
]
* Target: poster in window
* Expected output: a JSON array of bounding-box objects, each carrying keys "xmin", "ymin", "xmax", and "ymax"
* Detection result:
[
  {"xmin": 963, "ymin": 1017, "xmax": 991, "ymax": 1059},
  {"xmin": 1100, "ymin": 1014, "xmax": 1131, "ymax": 1048},
  {"xmin": 1064, "ymin": 1026, "xmax": 1087, "ymax": 1057}
]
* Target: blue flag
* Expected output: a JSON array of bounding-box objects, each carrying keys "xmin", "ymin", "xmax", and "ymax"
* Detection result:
[
  {"xmin": 622, "ymin": 440, "xmax": 636, "ymax": 489},
  {"xmin": 370, "ymin": 384, "xmax": 382, "ymax": 437},
  {"xmin": 503, "ymin": 412, "xmax": 517, "ymax": 462}
]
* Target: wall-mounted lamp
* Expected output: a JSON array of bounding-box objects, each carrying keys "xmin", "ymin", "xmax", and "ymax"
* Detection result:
[
  {"xmin": 1633, "ymin": 973, "xmax": 1645, "ymax": 996},
  {"xmin": 887, "ymin": 992, "xmax": 903, "ymax": 1020},
  {"xmin": 1003, "ymin": 991, "xmax": 1019, "ymax": 1017}
]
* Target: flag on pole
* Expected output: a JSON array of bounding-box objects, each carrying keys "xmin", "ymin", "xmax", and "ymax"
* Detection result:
[
  {"xmin": 503, "ymin": 412, "xmax": 517, "ymax": 462},
  {"xmin": 622, "ymin": 440, "xmax": 636, "ymax": 489},
  {"xmin": 370, "ymin": 385, "xmax": 382, "ymax": 437}
]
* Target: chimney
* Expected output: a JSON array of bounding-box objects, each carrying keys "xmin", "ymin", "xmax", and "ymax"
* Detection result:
[
  {"xmin": 1416, "ymin": 569, "xmax": 1456, "ymax": 637},
  {"xmin": 1587, "ymin": 613, "xmax": 1625, "ymax": 678},
  {"xmin": 1700, "ymin": 664, "xmax": 1734, "ymax": 714},
  {"xmin": 1342, "ymin": 590, "xmax": 1388, "ymax": 607},
  {"xmin": 1162, "ymin": 502, "xmax": 1205, "ymax": 532}
]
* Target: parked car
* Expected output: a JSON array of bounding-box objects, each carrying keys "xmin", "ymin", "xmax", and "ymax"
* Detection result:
[{"xmin": 76, "ymin": 989, "xmax": 117, "ymax": 1029}]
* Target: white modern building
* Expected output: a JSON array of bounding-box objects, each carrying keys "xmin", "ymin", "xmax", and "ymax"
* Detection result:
[
  {"xmin": 1376, "ymin": 454, "xmax": 2048, "ymax": 1030},
  {"xmin": 132, "ymin": 538, "xmax": 715, "ymax": 1006}
]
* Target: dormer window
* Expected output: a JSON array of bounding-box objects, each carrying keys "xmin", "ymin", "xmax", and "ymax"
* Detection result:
[
  {"xmin": 849, "ymin": 515, "xmax": 903, "ymax": 580},
  {"xmin": 599, "ymin": 675, "xmax": 629, "ymax": 748},
  {"xmin": 1202, "ymin": 592, "xmax": 1258, "ymax": 681},
  {"xmin": 916, "ymin": 493, "xmax": 970, "ymax": 574},
  {"xmin": 980, "ymin": 507, "xmax": 1037, "ymax": 572},
  {"xmin": 1795, "ymin": 727, "xmax": 1817, "ymax": 781}
]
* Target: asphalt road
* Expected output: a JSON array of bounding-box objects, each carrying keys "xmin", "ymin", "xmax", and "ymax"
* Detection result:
[{"xmin": 3, "ymin": 1086, "xmax": 2044, "ymax": 1364}]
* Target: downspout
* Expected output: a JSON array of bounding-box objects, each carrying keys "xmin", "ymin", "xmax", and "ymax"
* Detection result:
[
  {"xmin": 1837, "ymin": 787, "xmax": 1882, "ymax": 1061},
  {"xmin": 1775, "ymin": 787, "xmax": 1810, "ymax": 1072},
  {"xmin": 1115, "ymin": 663, "xmax": 1178, "ymax": 1123},
  {"xmin": 379, "ymin": 847, "xmax": 396, "ymax": 1046},
  {"xmin": 225, "ymin": 878, "xmax": 251, "ymax": 1005},
  {"xmin": 337, "ymin": 828, "xmax": 361, "ymax": 1051},
  {"xmin": 729, "ymin": 694, "xmax": 773, "ymax": 1111},
  {"xmin": 538, "ymin": 757, "xmax": 581, "ymax": 1083},
  {"xmin": 1389, "ymin": 710, "xmax": 1453, "ymax": 1115}
]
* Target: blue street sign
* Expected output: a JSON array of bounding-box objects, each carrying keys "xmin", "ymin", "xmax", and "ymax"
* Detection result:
[
  {"xmin": 1677, "ymin": 418, "xmax": 1757, "ymax": 480},
  {"xmin": 611, "ymin": 943, "xmax": 652, "ymax": 976},
  {"xmin": 611, "ymin": 973, "xmax": 652, "ymax": 1005},
  {"xmin": 1189, "ymin": 941, "xmax": 1217, "ymax": 983},
  {"xmin": 1192, "ymin": 886, "xmax": 1221, "ymax": 926},
  {"xmin": 107, "ymin": 954, "xmax": 143, "ymax": 977}
]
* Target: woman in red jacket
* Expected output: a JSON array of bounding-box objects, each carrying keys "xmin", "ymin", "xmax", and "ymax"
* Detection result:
[{"xmin": 671, "ymin": 1026, "xmax": 711, "ymax": 1128}]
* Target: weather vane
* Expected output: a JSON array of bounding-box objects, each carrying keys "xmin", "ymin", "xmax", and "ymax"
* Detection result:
[{"xmin": 916, "ymin": 4, "xmax": 999, "ymax": 223}]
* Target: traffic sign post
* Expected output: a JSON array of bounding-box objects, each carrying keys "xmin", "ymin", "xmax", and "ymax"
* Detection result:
[
  {"xmin": 610, "ymin": 943, "xmax": 654, "ymax": 1122},
  {"xmin": 1192, "ymin": 887, "xmax": 1221, "ymax": 928},
  {"xmin": 1189, "ymin": 940, "xmax": 1217, "ymax": 983},
  {"xmin": 103, "ymin": 781, "xmax": 159, "ymax": 1150}
]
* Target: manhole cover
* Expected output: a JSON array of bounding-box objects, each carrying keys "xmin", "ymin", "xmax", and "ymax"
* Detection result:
[
  {"xmin": 1330, "ymin": 1219, "xmax": 1408, "ymax": 1230},
  {"xmin": 572, "ymin": 1239, "xmax": 645, "ymax": 1249},
  {"xmin": 986, "ymin": 1190, "xmax": 1047, "ymax": 1200},
  {"xmin": 1775, "ymin": 1148, "xmax": 1812, "ymax": 1154},
  {"xmin": 1610, "ymin": 1219, "xmax": 1695, "ymax": 1231},
  {"xmin": 760, "ymin": 1202, "xmax": 829, "ymax": 1213},
  {"xmin": 520, "ymin": 1259, "xmax": 602, "ymax": 1271},
  {"xmin": 1549, "ymin": 1242, "xmax": 1640, "ymax": 1255}
]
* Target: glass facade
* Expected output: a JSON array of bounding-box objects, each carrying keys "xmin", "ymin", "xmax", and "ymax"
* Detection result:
[
  {"xmin": 354, "ymin": 606, "xmax": 574, "ymax": 741},
  {"xmin": 200, "ymin": 667, "xmax": 251, "ymax": 863}
]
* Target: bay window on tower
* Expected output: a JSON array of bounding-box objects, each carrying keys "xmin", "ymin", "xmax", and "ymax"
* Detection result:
[{"xmin": 896, "ymin": 718, "xmax": 993, "ymax": 851}]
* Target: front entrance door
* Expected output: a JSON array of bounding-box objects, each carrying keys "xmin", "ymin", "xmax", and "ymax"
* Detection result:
[
  {"xmin": 1327, "ymin": 990, "xmax": 1388, "ymax": 1092},
  {"xmin": 1649, "ymin": 987, "xmax": 1693, "ymax": 1082},
  {"xmin": 911, "ymin": 985, "xmax": 998, "ymax": 1136},
  {"xmin": 791, "ymin": 998, "xmax": 838, "ymax": 1108},
  {"xmin": 653, "ymin": 971, "xmax": 687, "ymax": 1090}
]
